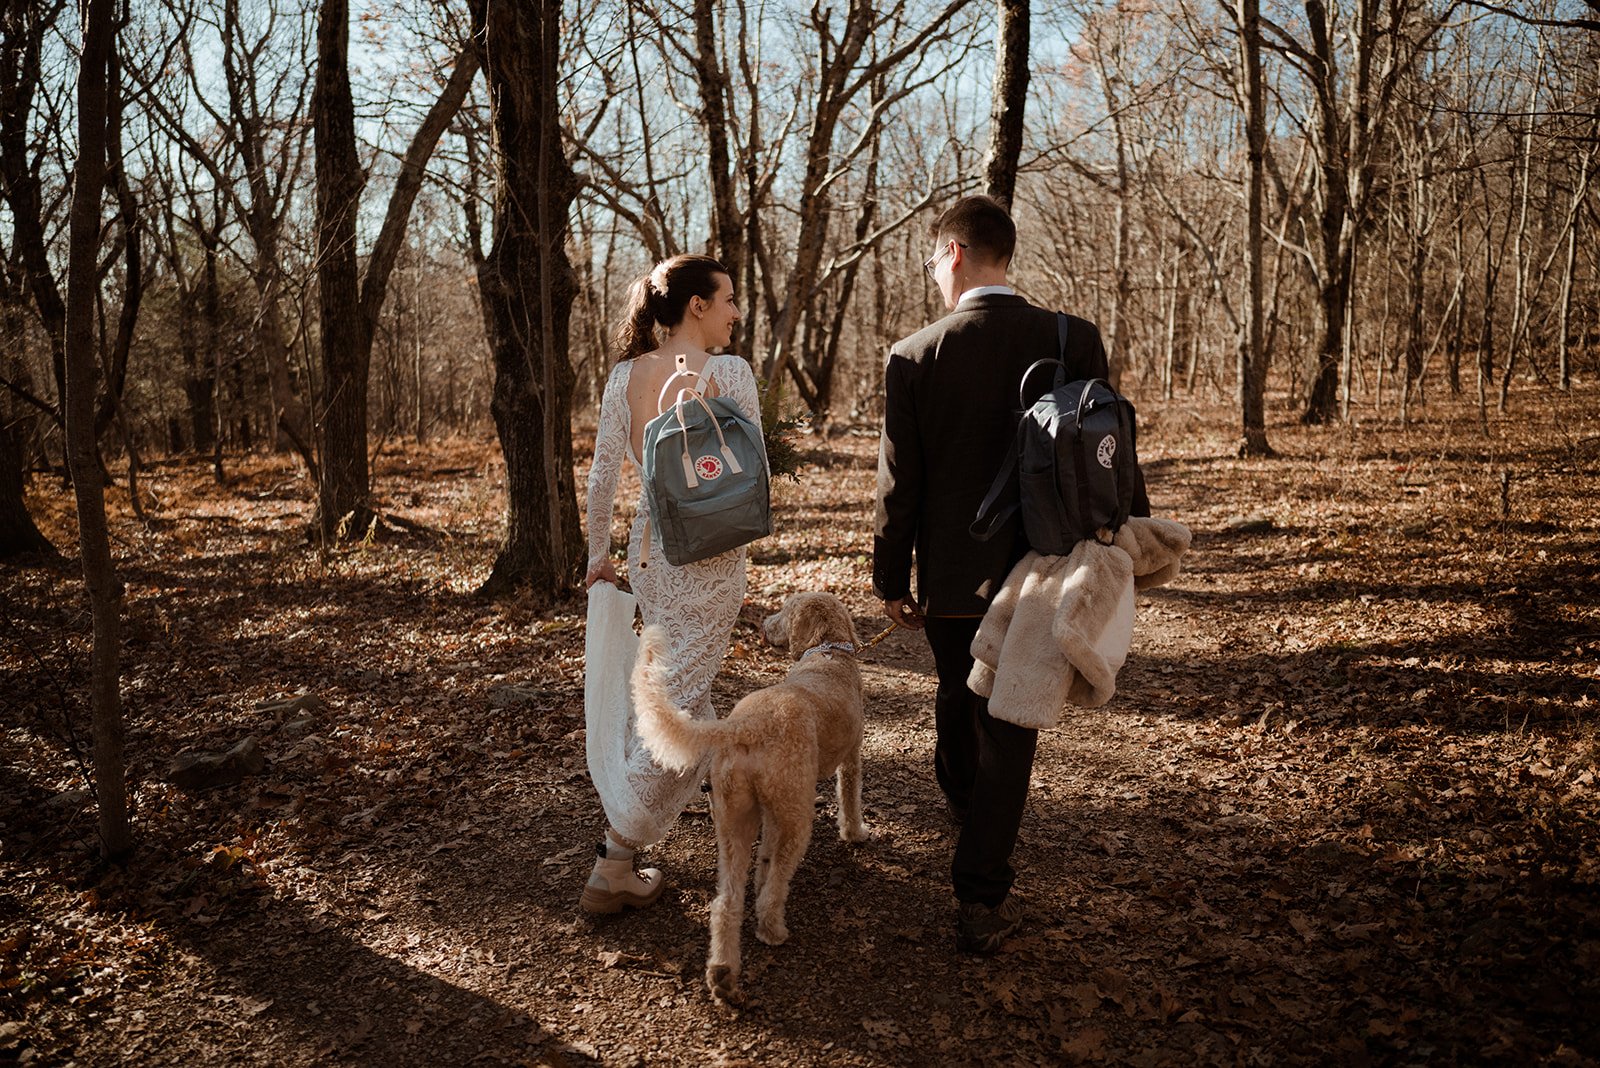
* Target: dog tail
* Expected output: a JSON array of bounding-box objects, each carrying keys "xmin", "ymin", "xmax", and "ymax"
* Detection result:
[{"xmin": 632, "ymin": 624, "xmax": 729, "ymax": 772}]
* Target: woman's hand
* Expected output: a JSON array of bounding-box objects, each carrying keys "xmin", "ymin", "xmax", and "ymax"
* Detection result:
[{"xmin": 585, "ymin": 559, "xmax": 620, "ymax": 589}]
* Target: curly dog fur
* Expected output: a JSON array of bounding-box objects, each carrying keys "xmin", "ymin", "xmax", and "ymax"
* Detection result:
[{"xmin": 633, "ymin": 592, "xmax": 870, "ymax": 1005}]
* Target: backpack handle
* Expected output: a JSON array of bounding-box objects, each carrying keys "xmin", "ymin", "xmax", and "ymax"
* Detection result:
[
  {"xmin": 672, "ymin": 389, "xmax": 745, "ymax": 488},
  {"xmin": 1018, "ymin": 359, "xmax": 1068, "ymax": 409},
  {"xmin": 657, "ymin": 354, "xmax": 701, "ymax": 415},
  {"xmin": 1073, "ymin": 379, "xmax": 1106, "ymax": 430}
]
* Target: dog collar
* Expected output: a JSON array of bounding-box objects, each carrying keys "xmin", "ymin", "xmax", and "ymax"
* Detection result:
[{"xmin": 799, "ymin": 640, "xmax": 856, "ymax": 662}]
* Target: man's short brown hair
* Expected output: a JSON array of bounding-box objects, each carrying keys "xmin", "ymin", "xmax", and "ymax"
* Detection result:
[{"xmin": 932, "ymin": 195, "xmax": 1016, "ymax": 267}]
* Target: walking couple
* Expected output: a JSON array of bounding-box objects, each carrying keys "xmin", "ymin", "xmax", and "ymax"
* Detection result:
[{"xmin": 580, "ymin": 195, "xmax": 1149, "ymax": 955}]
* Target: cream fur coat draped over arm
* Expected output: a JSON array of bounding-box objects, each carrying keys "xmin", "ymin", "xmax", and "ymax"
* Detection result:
[{"xmin": 967, "ymin": 516, "xmax": 1192, "ymax": 729}]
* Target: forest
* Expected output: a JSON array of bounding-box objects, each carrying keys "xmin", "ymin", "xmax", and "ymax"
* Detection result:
[{"xmin": 3, "ymin": 0, "xmax": 1598, "ymax": 1063}]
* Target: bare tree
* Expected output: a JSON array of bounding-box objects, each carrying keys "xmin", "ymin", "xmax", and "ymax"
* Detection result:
[
  {"xmin": 468, "ymin": 0, "xmax": 583, "ymax": 596},
  {"xmin": 128, "ymin": 0, "xmax": 320, "ymax": 472},
  {"xmin": 1262, "ymin": 0, "xmax": 1450, "ymax": 424},
  {"xmin": 0, "ymin": 0, "xmax": 68, "ymax": 553},
  {"xmin": 691, "ymin": 0, "xmax": 745, "ymax": 278},
  {"xmin": 310, "ymin": 0, "xmax": 477, "ymax": 538},
  {"xmin": 983, "ymin": 0, "xmax": 1029, "ymax": 209},
  {"xmin": 1231, "ymin": 0, "xmax": 1271, "ymax": 455},
  {"xmin": 64, "ymin": 0, "xmax": 131, "ymax": 859},
  {"xmin": 760, "ymin": 0, "xmax": 980, "ymax": 389}
]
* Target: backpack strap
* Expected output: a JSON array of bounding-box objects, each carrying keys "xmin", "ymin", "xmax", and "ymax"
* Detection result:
[
  {"xmin": 969, "ymin": 430, "xmax": 1022, "ymax": 542},
  {"xmin": 972, "ymin": 313, "xmax": 1077, "ymax": 542},
  {"xmin": 1016, "ymin": 315, "xmax": 1076, "ymax": 406},
  {"xmin": 1112, "ymin": 393, "xmax": 1136, "ymax": 534},
  {"xmin": 1067, "ymin": 378, "xmax": 1128, "ymax": 544}
]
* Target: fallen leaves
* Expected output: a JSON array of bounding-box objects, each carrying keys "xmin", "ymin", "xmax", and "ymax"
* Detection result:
[{"xmin": 5, "ymin": 398, "xmax": 1600, "ymax": 1064}]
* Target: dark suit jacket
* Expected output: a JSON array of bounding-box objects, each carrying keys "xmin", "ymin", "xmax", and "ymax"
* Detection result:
[{"xmin": 872, "ymin": 292, "xmax": 1149, "ymax": 617}]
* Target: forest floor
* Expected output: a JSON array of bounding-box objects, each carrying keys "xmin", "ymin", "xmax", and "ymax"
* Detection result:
[{"xmin": 3, "ymin": 385, "xmax": 1599, "ymax": 1066}]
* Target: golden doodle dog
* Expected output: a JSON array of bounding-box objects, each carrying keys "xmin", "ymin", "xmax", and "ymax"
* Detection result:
[{"xmin": 633, "ymin": 591, "xmax": 870, "ymax": 1005}]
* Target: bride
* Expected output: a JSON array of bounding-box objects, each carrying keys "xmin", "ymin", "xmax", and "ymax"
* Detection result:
[{"xmin": 580, "ymin": 253, "xmax": 760, "ymax": 912}]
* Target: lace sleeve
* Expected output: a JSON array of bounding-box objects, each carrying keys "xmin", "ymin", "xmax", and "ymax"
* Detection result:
[
  {"xmin": 722, "ymin": 355, "xmax": 760, "ymax": 420},
  {"xmin": 586, "ymin": 363, "xmax": 631, "ymax": 571},
  {"xmin": 716, "ymin": 350, "xmax": 758, "ymax": 415},
  {"xmin": 710, "ymin": 356, "xmax": 764, "ymax": 473}
]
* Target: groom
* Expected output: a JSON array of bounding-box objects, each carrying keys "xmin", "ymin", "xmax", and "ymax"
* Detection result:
[{"xmin": 872, "ymin": 195, "xmax": 1148, "ymax": 954}]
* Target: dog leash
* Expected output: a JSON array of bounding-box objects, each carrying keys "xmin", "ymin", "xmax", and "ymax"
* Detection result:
[
  {"xmin": 796, "ymin": 622, "xmax": 899, "ymax": 663},
  {"xmin": 858, "ymin": 621, "xmax": 898, "ymax": 651}
]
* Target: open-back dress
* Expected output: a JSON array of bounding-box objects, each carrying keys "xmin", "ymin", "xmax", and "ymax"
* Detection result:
[{"xmin": 583, "ymin": 353, "xmax": 760, "ymax": 846}]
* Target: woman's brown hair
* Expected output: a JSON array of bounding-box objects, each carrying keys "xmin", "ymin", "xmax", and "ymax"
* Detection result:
[{"xmin": 613, "ymin": 254, "xmax": 730, "ymax": 362}]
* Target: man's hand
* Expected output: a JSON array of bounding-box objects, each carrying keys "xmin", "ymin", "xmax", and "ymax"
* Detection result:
[
  {"xmin": 882, "ymin": 597, "xmax": 924, "ymax": 630},
  {"xmin": 585, "ymin": 559, "xmax": 620, "ymax": 589}
]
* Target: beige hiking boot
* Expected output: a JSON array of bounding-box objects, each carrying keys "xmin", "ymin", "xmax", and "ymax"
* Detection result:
[{"xmin": 579, "ymin": 843, "xmax": 666, "ymax": 914}]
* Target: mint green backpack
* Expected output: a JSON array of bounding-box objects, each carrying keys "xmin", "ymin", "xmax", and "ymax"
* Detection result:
[{"xmin": 639, "ymin": 357, "xmax": 771, "ymax": 567}]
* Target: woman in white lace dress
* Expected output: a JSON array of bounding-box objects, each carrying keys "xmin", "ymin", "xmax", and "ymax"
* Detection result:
[{"xmin": 580, "ymin": 254, "xmax": 759, "ymax": 913}]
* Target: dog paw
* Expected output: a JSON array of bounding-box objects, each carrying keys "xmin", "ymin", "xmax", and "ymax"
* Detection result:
[
  {"xmin": 755, "ymin": 919, "xmax": 789, "ymax": 946},
  {"xmin": 840, "ymin": 822, "xmax": 872, "ymax": 844},
  {"xmin": 706, "ymin": 964, "xmax": 743, "ymax": 1005}
]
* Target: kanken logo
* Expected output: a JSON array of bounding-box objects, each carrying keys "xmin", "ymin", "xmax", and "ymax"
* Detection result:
[
  {"xmin": 695, "ymin": 455, "xmax": 725, "ymax": 481},
  {"xmin": 1096, "ymin": 434, "xmax": 1116, "ymax": 469}
]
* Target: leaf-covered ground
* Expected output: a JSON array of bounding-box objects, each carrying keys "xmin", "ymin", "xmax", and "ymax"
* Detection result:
[{"xmin": 3, "ymin": 385, "xmax": 1598, "ymax": 1065}]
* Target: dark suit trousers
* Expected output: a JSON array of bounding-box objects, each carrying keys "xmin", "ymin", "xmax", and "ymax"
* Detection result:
[{"xmin": 923, "ymin": 616, "xmax": 1038, "ymax": 907}]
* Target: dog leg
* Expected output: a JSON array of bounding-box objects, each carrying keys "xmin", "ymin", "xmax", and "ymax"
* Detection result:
[
  {"xmin": 836, "ymin": 743, "xmax": 871, "ymax": 843},
  {"xmin": 707, "ymin": 787, "xmax": 757, "ymax": 1005},
  {"xmin": 754, "ymin": 807, "xmax": 811, "ymax": 947},
  {"xmin": 753, "ymin": 808, "xmax": 777, "ymax": 900}
]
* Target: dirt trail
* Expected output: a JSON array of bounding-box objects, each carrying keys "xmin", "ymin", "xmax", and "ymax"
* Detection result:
[{"xmin": 3, "ymin": 390, "xmax": 1597, "ymax": 1065}]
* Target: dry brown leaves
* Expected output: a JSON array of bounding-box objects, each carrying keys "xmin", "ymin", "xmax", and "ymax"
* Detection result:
[{"xmin": 2, "ymin": 388, "xmax": 1598, "ymax": 1065}]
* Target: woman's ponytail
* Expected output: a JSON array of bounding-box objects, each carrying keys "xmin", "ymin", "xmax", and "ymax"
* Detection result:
[{"xmin": 613, "ymin": 276, "xmax": 661, "ymax": 362}]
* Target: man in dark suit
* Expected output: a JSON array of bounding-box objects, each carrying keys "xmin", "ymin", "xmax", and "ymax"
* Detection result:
[{"xmin": 872, "ymin": 195, "xmax": 1148, "ymax": 955}]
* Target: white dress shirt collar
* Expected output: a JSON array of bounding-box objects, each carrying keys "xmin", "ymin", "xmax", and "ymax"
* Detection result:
[{"xmin": 956, "ymin": 284, "xmax": 1016, "ymax": 306}]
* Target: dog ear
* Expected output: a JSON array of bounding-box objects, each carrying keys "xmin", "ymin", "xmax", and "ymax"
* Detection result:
[
  {"xmin": 789, "ymin": 594, "xmax": 857, "ymax": 654},
  {"xmin": 764, "ymin": 597, "xmax": 793, "ymax": 648},
  {"xmin": 784, "ymin": 595, "xmax": 827, "ymax": 656}
]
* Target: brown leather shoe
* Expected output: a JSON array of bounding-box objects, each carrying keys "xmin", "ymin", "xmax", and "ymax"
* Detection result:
[{"xmin": 955, "ymin": 894, "xmax": 1024, "ymax": 955}]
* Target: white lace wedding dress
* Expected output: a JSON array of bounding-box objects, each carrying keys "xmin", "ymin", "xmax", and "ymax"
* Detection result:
[{"xmin": 584, "ymin": 353, "xmax": 759, "ymax": 847}]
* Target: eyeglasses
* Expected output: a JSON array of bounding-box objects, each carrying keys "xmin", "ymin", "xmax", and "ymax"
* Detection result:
[{"xmin": 923, "ymin": 240, "xmax": 967, "ymax": 281}]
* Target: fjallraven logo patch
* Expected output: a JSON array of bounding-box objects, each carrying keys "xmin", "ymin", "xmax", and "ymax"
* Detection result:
[
  {"xmin": 695, "ymin": 455, "xmax": 725, "ymax": 481},
  {"xmin": 1096, "ymin": 434, "xmax": 1116, "ymax": 469}
]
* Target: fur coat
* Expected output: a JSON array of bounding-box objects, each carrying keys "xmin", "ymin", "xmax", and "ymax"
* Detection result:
[{"xmin": 967, "ymin": 517, "xmax": 1192, "ymax": 728}]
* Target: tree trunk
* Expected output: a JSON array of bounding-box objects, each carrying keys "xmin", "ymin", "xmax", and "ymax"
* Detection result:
[
  {"xmin": 983, "ymin": 0, "xmax": 1029, "ymax": 210},
  {"xmin": 64, "ymin": 0, "xmax": 130, "ymax": 860},
  {"xmin": 181, "ymin": 281, "xmax": 218, "ymax": 455},
  {"xmin": 1236, "ymin": 0, "xmax": 1271, "ymax": 456},
  {"xmin": 1447, "ymin": 205, "xmax": 1466, "ymax": 393},
  {"xmin": 0, "ymin": 293, "xmax": 53, "ymax": 558},
  {"xmin": 311, "ymin": 1, "xmax": 475, "ymax": 539},
  {"xmin": 1095, "ymin": 44, "xmax": 1132, "ymax": 388},
  {"xmin": 311, "ymin": 0, "xmax": 371, "ymax": 539},
  {"xmin": 1302, "ymin": 275, "xmax": 1346, "ymax": 424},
  {"xmin": 692, "ymin": 0, "xmax": 744, "ymax": 281},
  {"xmin": 0, "ymin": 413, "xmax": 52, "ymax": 558},
  {"xmin": 1557, "ymin": 204, "xmax": 1578, "ymax": 392},
  {"xmin": 92, "ymin": 47, "xmax": 140, "ymax": 450},
  {"xmin": 0, "ymin": 0, "xmax": 67, "ymax": 412},
  {"xmin": 470, "ymin": 0, "xmax": 583, "ymax": 597}
]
